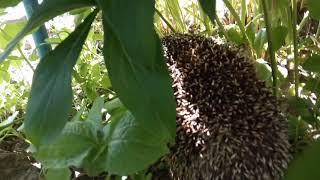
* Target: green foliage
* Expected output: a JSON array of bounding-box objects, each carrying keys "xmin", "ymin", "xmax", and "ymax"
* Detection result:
[
  {"xmin": 307, "ymin": 0, "xmax": 320, "ymax": 20},
  {"xmin": 0, "ymin": 0, "xmax": 96, "ymax": 62},
  {"xmin": 0, "ymin": 0, "xmax": 20, "ymax": 8},
  {"xmin": 303, "ymin": 54, "xmax": 320, "ymax": 73},
  {"xmin": 44, "ymin": 168, "xmax": 71, "ymax": 180},
  {"xmin": 199, "ymin": 0, "xmax": 216, "ymax": 23},
  {"xmin": 95, "ymin": 0, "xmax": 176, "ymax": 142},
  {"xmin": 285, "ymin": 141, "xmax": 320, "ymax": 180},
  {"xmin": 24, "ymin": 10, "xmax": 97, "ymax": 147}
]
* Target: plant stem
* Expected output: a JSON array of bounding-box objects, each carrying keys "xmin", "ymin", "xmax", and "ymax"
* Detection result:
[
  {"xmin": 297, "ymin": 12, "xmax": 309, "ymax": 35},
  {"xmin": 292, "ymin": 0, "xmax": 299, "ymax": 97},
  {"xmin": 241, "ymin": 0, "xmax": 246, "ymax": 25},
  {"xmin": 17, "ymin": 45, "xmax": 35, "ymax": 72},
  {"xmin": 261, "ymin": 0, "xmax": 278, "ymax": 97},
  {"xmin": 215, "ymin": 13, "xmax": 231, "ymax": 41},
  {"xmin": 155, "ymin": 8, "xmax": 176, "ymax": 33}
]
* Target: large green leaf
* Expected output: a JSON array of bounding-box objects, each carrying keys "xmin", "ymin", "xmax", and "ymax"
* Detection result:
[
  {"xmin": 95, "ymin": 0, "xmax": 176, "ymax": 174},
  {"xmin": 307, "ymin": 0, "xmax": 320, "ymax": 20},
  {"xmin": 87, "ymin": 96, "xmax": 104, "ymax": 124},
  {"xmin": 83, "ymin": 110, "xmax": 169, "ymax": 175},
  {"xmin": 285, "ymin": 141, "xmax": 320, "ymax": 180},
  {"xmin": 44, "ymin": 168, "xmax": 71, "ymax": 180},
  {"xmin": 0, "ymin": 0, "xmax": 96, "ymax": 62},
  {"xmin": 0, "ymin": 0, "xmax": 20, "ymax": 8},
  {"xmin": 35, "ymin": 121, "xmax": 98, "ymax": 168},
  {"xmin": 24, "ymin": 10, "xmax": 98, "ymax": 147},
  {"xmin": 272, "ymin": 25, "xmax": 287, "ymax": 51},
  {"xmin": 199, "ymin": 0, "xmax": 216, "ymax": 23},
  {"xmin": 303, "ymin": 54, "xmax": 320, "ymax": 73},
  {"xmin": 0, "ymin": 18, "xmax": 27, "ymax": 49}
]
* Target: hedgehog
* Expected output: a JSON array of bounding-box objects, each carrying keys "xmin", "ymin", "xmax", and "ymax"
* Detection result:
[{"xmin": 159, "ymin": 34, "xmax": 290, "ymax": 180}]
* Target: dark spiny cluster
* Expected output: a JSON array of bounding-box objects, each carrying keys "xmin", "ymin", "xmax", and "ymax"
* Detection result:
[{"xmin": 161, "ymin": 34, "xmax": 290, "ymax": 180}]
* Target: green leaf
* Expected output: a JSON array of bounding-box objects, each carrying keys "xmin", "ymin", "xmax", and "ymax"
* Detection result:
[
  {"xmin": 272, "ymin": 26, "xmax": 287, "ymax": 51},
  {"xmin": 95, "ymin": 0, "xmax": 176, "ymax": 174},
  {"xmin": 246, "ymin": 23, "xmax": 256, "ymax": 45},
  {"xmin": 35, "ymin": 121, "xmax": 98, "ymax": 168},
  {"xmin": 104, "ymin": 98, "xmax": 125, "ymax": 115},
  {"xmin": 0, "ymin": 0, "xmax": 96, "ymax": 62},
  {"xmin": 0, "ymin": 18, "xmax": 27, "ymax": 49},
  {"xmin": 303, "ymin": 54, "xmax": 320, "ymax": 73},
  {"xmin": 164, "ymin": 0, "xmax": 186, "ymax": 32},
  {"xmin": 254, "ymin": 28, "xmax": 267, "ymax": 57},
  {"xmin": 285, "ymin": 141, "xmax": 320, "ymax": 180},
  {"xmin": 307, "ymin": 0, "xmax": 320, "ymax": 20},
  {"xmin": 225, "ymin": 25, "xmax": 244, "ymax": 45},
  {"xmin": 0, "ymin": 70, "xmax": 10, "ymax": 83},
  {"xmin": 24, "ymin": 10, "xmax": 98, "ymax": 147},
  {"xmin": 44, "ymin": 168, "xmax": 71, "ymax": 180},
  {"xmin": 0, "ymin": 111, "xmax": 18, "ymax": 130},
  {"xmin": 199, "ymin": 0, "xmax": 216, "ymax": 23},
  {"xmin": 288, "ymin": 115, "xmax": 308, "ymax": 140},
  {"xmin": 87, "ymin": 96, "xmax": 104, "ymax": 123},
  {"xmin": 255, "ymin": 60, "xmax": 272, "ymax": 81},
  {"xmin": 0, "ymin": 0, "xmax": 20, "ymax": 8},
  {"xmin": 287, "ymin": 96, "xmax": 313, "ymax": 119},
  {"xmin": 83, "ymin": 110, "xmax": 169, "ymax": 175}
]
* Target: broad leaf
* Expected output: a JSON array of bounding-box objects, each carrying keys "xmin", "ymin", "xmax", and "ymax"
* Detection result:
[
  {"xmin": 0, "ymin": 0, "xmax": 20, "ymax": 8},
  {"xmin": 0, "ymin": 0, "xmax": 96, "ymax": 62},
  {"xmin": 285, "ymin": 141, "xmax": 320, "ymax": 180},
  {"xmin": 272, "ymin": 26, "xmax": 287, "ymax": 51},
  {"xmin": 87, "ymin": 96, "xmax": 104, "ymax": 123},
  {"xmin": 255, "ymin": 60, "xmax": 272, "ymax": 81},
  {"xmin": 0, "ymin": 18, "xmax": 27, "ymax": 49},
  {"xmin": 303, "ymin": 54, "xmax": 320, "ymax": 73},
  {"xmin": 83, "ymin": 110, "xmax": 169, "ymax": 175},
  {"xmin": 307, "ymin": 0, "xmax": 320, "ymax": 20},
  {"xmin": 199, "ymin": 0, "xmax": 216, "ymax": 23},
  {"xmin": 24, "ymin": 10, "xmax": 98, "ymax": 147},
  {"xmin": 225, "ymin": 25, "xmax": 244, "ymax": 45},
  {"xmin": 45, "ymin": 168, "xmax": 71, "ymax": 180},
  {"xmin": 95, "ymin": 0, "xmax": 176, "ymax": 174},
  {"xmin": 35, "ymin": 121, "xmax": 98, "ymax": 168}
]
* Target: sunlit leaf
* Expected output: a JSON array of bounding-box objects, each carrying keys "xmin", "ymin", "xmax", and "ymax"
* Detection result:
[
  {"xmin": 0, "ymin": 0, "xmax": 20, "ymax": 8},
  {"xmin": 0, "ymin": 111, "xmax": 18, "ymax": 130},
  {"xmin": 24, "ymin": 10, "xmax": 98, "ymax": 147}
]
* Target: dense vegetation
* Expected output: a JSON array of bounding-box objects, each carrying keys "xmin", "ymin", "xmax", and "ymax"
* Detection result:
[{"xmin": 0, "ymin": 0, "xmax": 320, "ymax": 179}]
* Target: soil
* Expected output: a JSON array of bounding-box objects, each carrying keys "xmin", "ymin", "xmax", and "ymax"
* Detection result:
[{"xmin": 0, "ymin": 137, "xmax": 40, "ymax": 180}]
